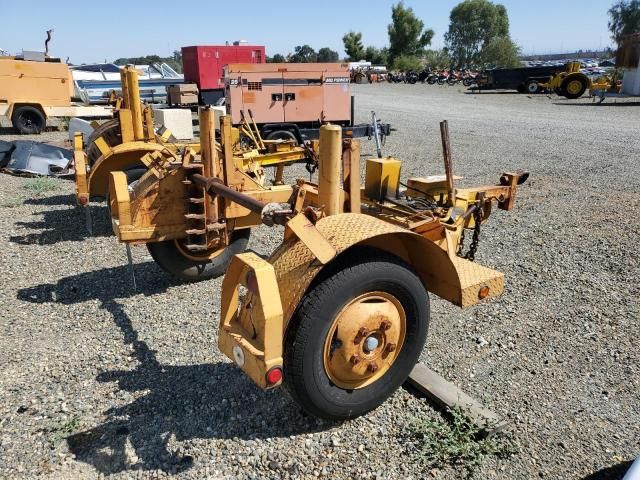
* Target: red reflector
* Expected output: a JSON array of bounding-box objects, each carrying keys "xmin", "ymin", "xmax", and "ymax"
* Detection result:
[{"xmin": 266, "ymin": 367, "xmax": 283, "ymax": 386}]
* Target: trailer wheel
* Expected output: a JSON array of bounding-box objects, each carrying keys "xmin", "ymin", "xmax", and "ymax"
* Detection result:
[
  {"xmin": 284, "ymin": 248, "xmax": 429, "ymax": 420},
  {"xmin": 86, "ymin": 119, "xmax": 122, "ymax": 166},
  {"xmin": 265, "ymin": 130, "xmax": 298, "ymax": 145},
  {"xmin": 147, "ymin": 229, "xmax": 250, "ymax": 282},
  {"xmin": 11, "ymin": 106, "xmax": 46, "ymax": 134},
  {"xmin": 560, "ymin": 76, "xmax": 588, "ymax": 99},
  {"xmin": 525, "ymin": 80, "xmax": 540, "ymax": 94}
]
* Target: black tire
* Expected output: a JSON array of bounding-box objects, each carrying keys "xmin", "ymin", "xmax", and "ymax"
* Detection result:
[
  {"xmin": 463, "ymin": 78, "xmax": 473, "ymax": 87},
  {"xmin": 265, "ymin": 129, "xmax": 298, "ymax": 145},
  {"xmin": 437, "ymin": 77, "xmax": 446, "ymax": 85},
  {"xmin": 427, "ymin": 77, "xmax": 437, "ymax": 85},
  {"xmin": 11, "ymin": 106, "xmax": 46, "ymax": 134},
  {"xmin": 283, "ymin": 248, "xmax": 430, "ymax": 420},
  {"xmin": 560, "ymin": 76, "xmax": 588, "ymax": 99},
  {"xmin": 554, "ymin": 87, "xmax": 562, "ymax": 96},
  {"xmin": 525, "ymin": 80, "xmax": 540, "ymax": 94},
  {"xmin": 86, "ymin": 118, "xmax": 122, "ymax": 166},
  {"xmin": 147, "ymin": 229, "xmax": 250, "ymax": 282}
]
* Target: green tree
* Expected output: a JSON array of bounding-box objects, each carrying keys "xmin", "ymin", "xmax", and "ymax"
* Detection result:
[
  {"xmin": 317, "ymin": 47, "xmax": 340, "ymax": 62},
  {"xmin": 364, "ymin": 46, "xmax": 389, "ymax": 65},
  {"xmin": 444, "ymin": 0, "xmax": 511, "ymax": 68},
  {"xmin": 289, "ymin": 45, "xmax": 317, "ymax": 63},
  {"xmin": 268, "ymin": 53, "xmax": 286, "ymax": 63},
  {"xmin": 392, "ymin": 55, "xmax": 422, "ymax": 71},
  {"xmin": 478, "ymin": 36, "xmax": 521, "ymax": 67},
  {"xmin": 608, "ymin": 0, "xmax": 640, "ymax": 43},
  {"xmin": 388, "ymin": 2, "xmax": 434, "ymax": 63},
  {"xmin": 423, "ymin": 49, "xmax": 452, "ymax": 69},
  {"xmin": 343, "ymin": 31, "xmax": 365, "ymax": 60}
]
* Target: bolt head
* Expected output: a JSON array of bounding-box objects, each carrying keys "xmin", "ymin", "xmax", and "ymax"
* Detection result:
[
  {"xmin": 366, "ymin": 363, "xmax": 379, "ymax": 373},
  {"xmin": 380, "ymin": 320, "xmax": 392, "ymax": 331},
  {"xmin": 385, "ymin": 343, "xmax": 397, "ymax": 353},
  {"xmin": 349, "ymin": 355, "xmax": 361, "ymax": 365}
]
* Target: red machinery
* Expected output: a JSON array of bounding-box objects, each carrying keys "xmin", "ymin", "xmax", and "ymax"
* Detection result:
[{"xmin": 182, "ymin": 44, "xmax": 266, "ymax": 104}]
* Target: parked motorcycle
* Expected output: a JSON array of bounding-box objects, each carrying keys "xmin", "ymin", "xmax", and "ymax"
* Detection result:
[
  {"xmin": 447, "ymin": 71, "xmax": 464, "ymax": 86},
  {"xmin": 405, "ymin": 70, "xmax": 419, "ymax": 84},
  {"xmin": 462, "ymin": 71, "xmax": 479, "ymax": 87},
  {"xmin": 418, "ymin": 68, "xmax": 432, "ymax": 83}
]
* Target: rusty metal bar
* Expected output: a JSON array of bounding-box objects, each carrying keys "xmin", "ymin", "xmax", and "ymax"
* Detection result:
[
  {"xmin": 191, "ymin": 174, "xmax": 267, "ymax": 214},
  {"xmin": 439, "ymin": 120, "xmax": 456, "ymax": 206}
]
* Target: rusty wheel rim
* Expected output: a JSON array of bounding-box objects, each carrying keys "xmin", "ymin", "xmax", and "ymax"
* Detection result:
[{"xmin": 323, "ymin": 291, "xmax": 406, "ymax": 389}]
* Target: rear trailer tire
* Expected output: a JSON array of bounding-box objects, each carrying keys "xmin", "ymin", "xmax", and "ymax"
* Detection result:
[
  {"xmin": 283, "ymin": 248, "xmax": 430, "ymax": 420},
  {"xmin": 526, "ymin": 80, "xmax": 540, "ymax": 94},
  {"xmin": 11, "ymin": 106, "xmax": 46, "ymax": 134},
  {"xmin": 265, "ymin": 129, "xmax": 298, "ymax": 145},
  {"xmin": 147, "ymin": 228, "xmax": 250, "ymax": 282},
  {"xmin": 86, "ymin": 119, "xmax": 122, "ymax": 166}
]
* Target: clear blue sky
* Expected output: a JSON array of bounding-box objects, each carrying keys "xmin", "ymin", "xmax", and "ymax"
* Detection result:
[{"xmin": 1, "ymin": 0, "xmax": 614, "ymax": 64}]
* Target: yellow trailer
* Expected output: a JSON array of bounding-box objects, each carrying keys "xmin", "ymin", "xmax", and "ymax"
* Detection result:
[
  {"xmin": 0, "ymin": 56, "xmax": 111, "ymax": 134},
  {"xmin": 107, "ymin": 113, "xmax": 529, "ymax": 419}
]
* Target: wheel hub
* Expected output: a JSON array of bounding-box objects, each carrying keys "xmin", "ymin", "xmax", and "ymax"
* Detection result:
[
  {"xmin": 567, "ymin": 80, "xmax": 582, "ymax": 95},
  {"xmin": 364, "ymin": 335, "xmax": 379, "ymax": 352},
  {"xmin": 323, "ymin": 292, "xmax": 406, "ymax": 389}
]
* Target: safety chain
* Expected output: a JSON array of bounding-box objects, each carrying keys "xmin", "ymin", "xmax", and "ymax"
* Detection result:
[{"xmin": 457, "ymin": 206, "xmax": 482, "ymax": 262}]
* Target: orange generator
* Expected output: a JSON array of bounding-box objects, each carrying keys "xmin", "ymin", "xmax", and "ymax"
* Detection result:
[{"xmin": 224, "ymin": 62, "xmax": 390, "ymax": 142}]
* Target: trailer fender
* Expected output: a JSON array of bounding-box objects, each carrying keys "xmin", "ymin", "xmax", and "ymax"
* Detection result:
[
  {"xmin": 270, "ymin": 213, "xmax": 505, "ymax": 330},
  {"xmin": 87, "ymin": 142, "xmax": 171, "ymax": 197}
]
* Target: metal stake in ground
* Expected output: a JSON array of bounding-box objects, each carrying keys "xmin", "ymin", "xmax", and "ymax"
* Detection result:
[
  {"xmin": 439, "ymin": 120, "xmax": 456, "ymax": 206},
  {"xmin": 125, "ymin": 244, "xmax": 137, "ymax": 291}
]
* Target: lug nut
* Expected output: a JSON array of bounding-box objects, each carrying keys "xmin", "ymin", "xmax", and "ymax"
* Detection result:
[
  {"xmin": 385, "ymin": 343, "xmax": 397, "ymax": 353},
  {"xmin": 366, "ymin": 363, "xmax": 379, "ymax": 373},
  {"xmin": 354, "ymin": 327, "xmax": 368, "ymax": 343},
  {"xmin": 350, "ymin": 355, "xmax": 361, "ymax": 365},
  {"xmin": 380, "ymin": 320, "xmax": 392, "ymax": 331}
]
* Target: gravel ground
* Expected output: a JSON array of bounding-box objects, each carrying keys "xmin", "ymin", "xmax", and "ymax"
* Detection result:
[{"xmin": 1, "ymin": 85, "xmax": 639, "ymax": 479}]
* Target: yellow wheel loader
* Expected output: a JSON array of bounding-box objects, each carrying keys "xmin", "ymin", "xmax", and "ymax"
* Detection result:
[{"xmin": 107, "ymin": 110, "xmax": 528, "ymax": 419}]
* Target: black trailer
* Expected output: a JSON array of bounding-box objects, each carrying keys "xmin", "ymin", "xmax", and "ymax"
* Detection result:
[{"xmin": 474, "ymin": 65, "xmax": 566, "ymax": 94}]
